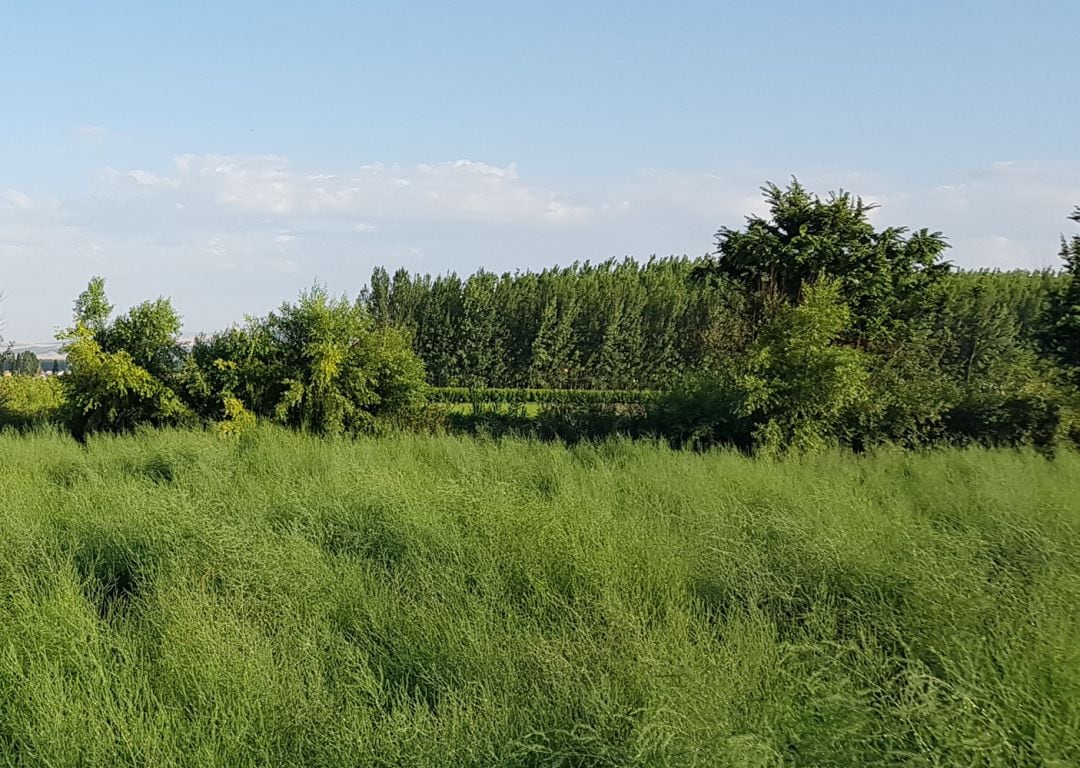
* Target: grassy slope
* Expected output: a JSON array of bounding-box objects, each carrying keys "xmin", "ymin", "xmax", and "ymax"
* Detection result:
[{"xmin": 0, "ymin": 428, "xmax": 1078, "ymax": 767}]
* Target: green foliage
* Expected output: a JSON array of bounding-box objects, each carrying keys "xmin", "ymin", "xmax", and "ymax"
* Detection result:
[
  {"xmin": 429, "ymin": 386, "xmax": 659, "ymax": 405},
  {"xmin": 37, "ymin": 190, "xmax": 1080, "ymax": 451},
  {"xmin": 13, "ymin": 349, "xmax": 40, "ymax": 376},
  {"xmin": 1043, "ymin": 207, "xmax": 1080, "ymax": 386},
  {"xmin": 649, "ymin": 372, "xmax": 754, "ymax": 450},
  {"xmin": 697, "ymin": 179, "xmax": 951, "ymax": 346},
  {"xmin": 743, "ymin": 281, "xmax": 871, "ymax": 452},
  {"xmin": 942, "ymin": 374, "xmax": 1078, "ymax": 454},
  {"xmin": 188, "ymin": 285, "xmax": 428, "ymax": 435},
  {"xmin": 213, "ymin": 395, "xmax": 257, "ymax": 438},
  {"xmin": 185, "ymin": 325, "xmax": 277, "ymax": 421},
  {"xmin": 0, "ymin": 375, "xmax": 64, "ymax": 429},
  {"xmin": 261, "ymin": 285, "xmax": 427, "ymax": 433},
  {"xmin": 1, "ymin": 429, "xmax": 1079, "ymax": 765},
  {"xmin": 60, "ymin": 327, "xmax": 192, "ymax": 438},
  {"xmin": 99, "ymin": 297, "xmax": 184, "ymax": 377},
  {"xmin": 60, "ymin": 280, "xmax": 191, "ymax": 437},
  {"xmin": 657, "ymin": 282, "xmax": 870, "ymax": 452},
  {"xmin": 56, "ymin": 278, "xmax": 428, "ymax": 438},
  {"xmin": 853, "ymin": 337, "xmax": 956, "ymax": 447},
  {"xmin": 364, "ymin": 257, "xmax": 729, "ymax": 389},
  {"xmin": 352, "ymin": 189, "xmax": 1075, "ymax": 454},
  {"xmin": 72, "ymin": 275, "xmax": 113, "ymax": 334}
]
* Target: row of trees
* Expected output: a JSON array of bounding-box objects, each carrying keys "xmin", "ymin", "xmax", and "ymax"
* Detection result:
[
  {"xmin": 0, "ymin": 350, "xmax": 59, "ymax": 376},
  {"xmin": 6, "ymin": 179, "xmax": 1078, "ymax": 452},
  {"xmin": 362, "ymin": 258, "xmax": 723, "ymax": 389},
  {"xmin": 350, "ymin": 182, "xmax": 1079, "ymax": 452},
  {"xmin": 358, "ymin": 237, "xmax": 1064, "ymax": 399}
]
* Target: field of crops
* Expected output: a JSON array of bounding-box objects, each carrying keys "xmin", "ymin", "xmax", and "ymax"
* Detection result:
[
  {"xmin": 427, "ymin": 387, "xmax": 659, "ymax": 405},
  {"xmin": 1, "ymin": 427, "xmax": 1078, "ymax": 766}
]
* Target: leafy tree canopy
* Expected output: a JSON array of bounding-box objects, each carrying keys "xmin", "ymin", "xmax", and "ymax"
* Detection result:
[
  {"xmin": 14, "ymin": 350, "xmax": 39, "ymax": 376},
  {"xmin": 59, "ymin": 279, "xmax": 189, "ymax": 436},
  {"xmin": 99, "ymin": 297, "xmax": 183, "ymax": 377},
  {"xmin": 696, "ymin": 179, "xmax": 952, "ymax": 346},
  {"xmin": 73, "ymin": 276, "xmax": 113, "ymax": 334},
  {"xmin": 1042, "ymin": 207, "xmax": 1080, "ymax": 384},
  {"xmin": 187, "ymin": 285, "xmax": 428, "ymax": 435}
]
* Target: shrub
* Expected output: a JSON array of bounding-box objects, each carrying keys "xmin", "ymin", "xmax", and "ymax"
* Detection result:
[
  {"xmin": 60, "ymin": 328, "xmax": 192, "ymax": 439},
  {"xmin": 655, "ymin": 282, "xmax": 870, "ymax": 453},
  {"xmin": 191, "ymin": 286, "xmax": 428, "ymax": 435},
  {"xmin": 944, "ymin": 379, "xmax": 1079, "ymax": 453},
  {"xmin": 0, "ymin": 375, "xmax": 65, "ymax": 430}
]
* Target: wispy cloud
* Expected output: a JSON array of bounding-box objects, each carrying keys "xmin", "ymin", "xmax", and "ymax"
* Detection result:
[
  {"xmin": 1, "ymin": 156, "xmax": 1077, "ymax": 341},
  {"xmin": 106, "ymin": 154, "xmax": 590, "ymax": 224},
  {"xmin": 72, "ymin": 124, "xmax": 120, "ymax": 140}
]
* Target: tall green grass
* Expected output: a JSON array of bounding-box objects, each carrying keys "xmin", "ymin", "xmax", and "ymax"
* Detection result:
[{"xmin": 1, "ymin": 428, "xmax": 1078, "ymax": 766}]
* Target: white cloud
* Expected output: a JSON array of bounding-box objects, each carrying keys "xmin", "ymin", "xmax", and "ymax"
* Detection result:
[
  {"xmin": 878, "ymin": 162, "xmax": 1080, "ymax": 270},
  {"xmin": 1, "ymin": 189, "xmax": 61, "ymax": 212},
  {"xmin": 1, "ymin": 156, "xmax": 1077, "ymax": 342},
  {"xmin": 73, "ymin": 124, "xmax": 111, "ymax": 138},
  {"xmin": 101, "ymin": 167, "xmax": 180, "ymax": 189},
  {"xmin": 111, "ymin": 154, "xmax": 588, "ymax": 224}
]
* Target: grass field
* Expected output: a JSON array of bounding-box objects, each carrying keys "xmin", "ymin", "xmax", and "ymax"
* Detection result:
[{"xmin": 1, "ymin": 428, "xmax": 1078, "ymax": 766}]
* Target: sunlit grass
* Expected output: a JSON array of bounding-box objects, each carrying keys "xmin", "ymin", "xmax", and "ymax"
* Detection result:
[{"xmin": 1, "ymin": 427, "xmax": 1078, "ymax": 766}]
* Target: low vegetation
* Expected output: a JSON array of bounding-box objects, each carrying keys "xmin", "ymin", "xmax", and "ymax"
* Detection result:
[
  {"xmin": 0, "ymin": 428, "xmax": 1077, "ymax": 766},
  {"xmin": 0, "ymin": 375, "xmax": 64, "ymax": 430},
  {"xmin": 428, "ymin": 387, "xmax": 659, "ymax": 406}
]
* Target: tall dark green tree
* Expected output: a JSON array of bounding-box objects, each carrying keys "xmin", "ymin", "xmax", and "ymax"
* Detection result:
[
  {"xmin": 365, "ymin": 266, "xmax": 392, "ymax": 327},
  {"xmin": 695, "ymin": 179, "xmax": 951, "ymax": 347},
  {"xmin": 1043, "ymin": 208, "xmax": 1080, "ymax": 385},
  {"xmin": 14, "ymin": 350, "xmax": 39, "ymax": 376},
  {"xmin": 361, "ymin": 257, "xmax": 729, "ymax": 389}
]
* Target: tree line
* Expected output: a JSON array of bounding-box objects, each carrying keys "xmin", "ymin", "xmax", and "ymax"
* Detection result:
[
  {"xmin": 0, "ymin": 350, "xmax": 63, "ymax": 376},
  {"xmin": 362, "ymin": 257, "xmax": 722, "ymax": 389},
  {"xmin": 362, "ymin": 253, "xmax": 1062, "ymax": 394},
  {"xmin": 3, "ymin": 179, "xmax": 1079, "ymax": 453},
  {"xmin": 356, "ymin": 182, "xmax": 1079, "ymax": 452}
]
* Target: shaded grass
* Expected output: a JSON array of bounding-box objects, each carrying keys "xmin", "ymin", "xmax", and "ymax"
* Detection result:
[{"xmin": 1, "ymin": 428, "xmax": 1078, "ymax": 766}]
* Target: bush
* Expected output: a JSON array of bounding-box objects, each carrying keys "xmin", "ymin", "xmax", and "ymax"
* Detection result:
[
  {"xmin": 61, "ymin": 328, "xmax": 193, "ymax": 439},
  {"xmin": 190, "ymin": 286, "xmax": 428, "ymax": 435},
  {"xmin": 654, "ymin": 282, "xmax": 870, "ymax": 453},
  {"xmin": 944, "ymin": 379, "xmax": 1079, "ymax": 453},
  {"xmin": 0, "ymin": 375, "xmax": 65, "ymax": 430},
  {"xmin": 650, "ymin": 372, "xmax": 754, "ymax": 450}
]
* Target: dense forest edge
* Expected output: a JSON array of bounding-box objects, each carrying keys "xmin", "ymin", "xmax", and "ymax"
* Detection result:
[{"xmin": 3, "ymin": 180, "xmax": 1080, "ymax": 454}]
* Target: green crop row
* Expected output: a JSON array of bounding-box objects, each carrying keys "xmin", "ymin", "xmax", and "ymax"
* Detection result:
[{"xmin": 427, "ymin": 386, "xmax": 661, "ymax": 405}]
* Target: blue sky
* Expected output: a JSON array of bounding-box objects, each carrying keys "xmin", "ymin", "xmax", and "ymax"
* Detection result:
[{"xmin": 2, "ymin": 0, "xmax": 1078, "ymax": 342}]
